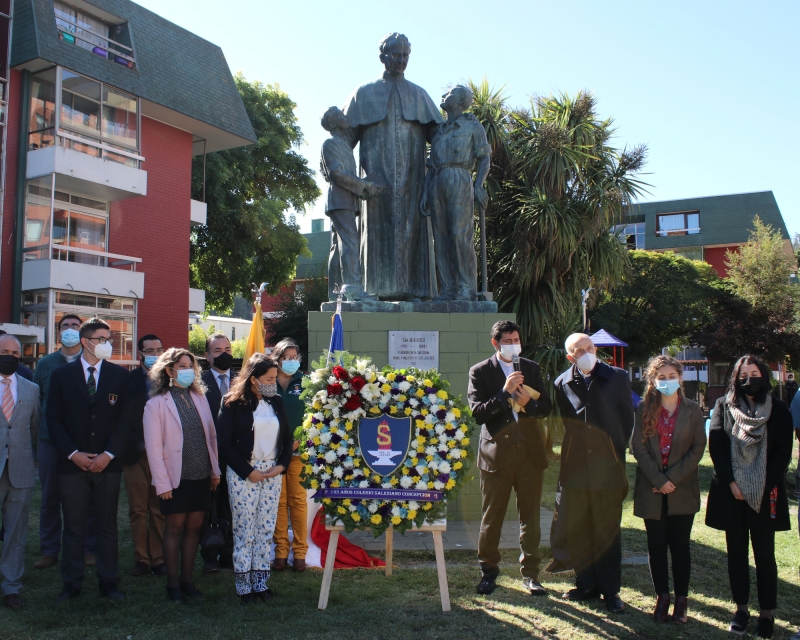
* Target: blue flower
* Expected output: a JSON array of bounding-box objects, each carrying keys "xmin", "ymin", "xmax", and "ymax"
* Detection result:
[
  {"xmin": 399, "ymin": 508, "xmax": 408, "ymax": 518},
  {"xmin": 357, "ymin": 504, "xmax": 369, "ymax": 517}
]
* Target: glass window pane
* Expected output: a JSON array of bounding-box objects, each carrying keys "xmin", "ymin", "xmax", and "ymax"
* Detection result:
[
  {"xmin": 24, "ymin": 200, "xmax": 51, "ymax": 257},
  {"xmin": 28, "ymin": 130, "xmax": 55, "ymax": 151},
  {"xmin": 52, "ymin": 208, "xmax": 68, "ymax": 246},
  {"xmin": 30, "ymin": 68, "xmax": 56, "ymax": 132},
  {"xmin": 55, "ymin": 291, "xmax": 96, "ymax": 307},
  {"xmin": 76, "ymin": 10, "xmax": 109, "ymax": 53},
  {"xmin": 70, "ymin": 195, "xmax": 107, "ymax": 211},
  {"xmin": 102, "ymin": 87, "xmax": 137, "ymax": 148},
  {"xmin": 687, "ymin": 213, "xmax": 700, "ymax": 234},
  {"xmin": 59, "ymin": 135, "xmax": 100, "ymax": 157},
  {"xmin": 54, "ymin": 1, "xmax": 77, "ymax": 35},
  {"xmin": 96, "ymin": 314, "xmax": 134, "ymax": 361},
  {"xmin": 61, "ymin": 70, "xmax": 101, "ymax": 101},
  {"xmin": 61, "ymin": 71, "xmax": 101, "ymax": 136},
  {"xmin": 68, "ymin": 211, "xmax": 106, "ymax": 252}
]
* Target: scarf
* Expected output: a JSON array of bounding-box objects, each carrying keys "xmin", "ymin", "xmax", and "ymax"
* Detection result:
[{"xmin": 724, "ymin": 394, "xmax": 771, "ymax": 512}]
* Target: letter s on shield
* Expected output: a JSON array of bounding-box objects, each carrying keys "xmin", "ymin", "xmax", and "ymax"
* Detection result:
[{"xmin": 358, "ymin": 415, "xmax": 412, "ymax": 477}]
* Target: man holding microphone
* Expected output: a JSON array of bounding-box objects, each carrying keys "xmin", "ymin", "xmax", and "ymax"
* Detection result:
[{"xmin": 468, "ymin": 320, "xmax": 552, "ymax": 596}]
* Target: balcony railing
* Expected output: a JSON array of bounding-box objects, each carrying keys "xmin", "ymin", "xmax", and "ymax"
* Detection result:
[
  {"xmin": 56, "ymin": 16, "xmax": 136, "ymax": 69},
  {"xmin": 28, "ymin": 129, "xmax": 144, "ymax": 169},
  {"xmin": 23, "ymin": 244, "xmax": 141, "ymax": 270}
]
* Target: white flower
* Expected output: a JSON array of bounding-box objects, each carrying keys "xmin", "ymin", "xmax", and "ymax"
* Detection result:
[
  {"xmin": 313, "ymin": 464, "xmax": 324, "ymax": 473},
  {"xmin": 428, "ymin": 460, "xmax": 439, "ymax": 473},
  {"xmin": 398, "ymin": 381, "xmax": 411, "ymax": 392},
  {"xmin": 328, "ymin": 376, "xmax": 337, "ymax": 385},
  {"xmin": 333, "ymin": 467, "xmax": 344, "ymax": 478},
  {"xmin": 321, "ymin": 472, "xmax": 331, "ymax": 481},
  {"xmin": 424, "ymin": 413, "xmax": 435, "ymax": 424},
  {"xmin": 348, "ymin": 504, "xmax": 357, "ymax": 511},
  {"xmin": 308, "ymin": 426, "xmax": 320, "ymax": 438},
  {"xmin": 379, "ymin": 393, "xmax": 392, "ymax": 406},
  {"xmin": 434, "ymin": 425, "xmax": 445, "ymax": 435},
  {"xmin": 415, "ymin": 481, "xmax": 429, "ymax": 490},
  {"xmin": 359, "ymin": 480, "xmax": 369, "ymax": 488},
  {"xmin": 368, "ymin": 502, "xmax": 379, "ymax": 513},
  {"xmin": 439, "ymin": 461, "xmax": 451, "ymax": 474},
  {"xmin": 324, "ymin": 450, "xmax": 337, "ymax": 463},
  {"xmin": 355, "ymin": 358, "xmax": 369, "ymax": 373},
  {"xmin": 434, "ymin": 480, "xmax": 444, "ymax": 490},
  {"xmin": 400, "ymin": 475, "xmax": 413, "ymax": 488},
  {"xmin": 343, "ymin": 459, "xmax": 354, "ymax": 469},
  {"xmin": 409, "ymin": 398, "xmax": 419, "ymax": 407},
  {"xmin": 445, "ymin": 411, "xmax": 456, "ymax": 423},
  {"xmin": 428, "ymin": 395, "xmax": 438, "ymax": 405},
  {"xmin": 425, "ymin": 446, "xmax": 437, "ymax": 457},
  {"xmin": 408, "ymin": 501, "xmax": 419, "ymax": 510},
  {"xmin": 319, "ymin": 432, "xmax": 332, "ymax": 445},
  {"xmin": 310, "ymin": 368, "xmax": 327, "ymax": 383},
  {"xmin": 381, "ymin": 481, "xmax": 392, "ymax": 488},
  {"xmin": 313, "ymin": 412, "xmax": 325, "ymax": 422},
  {"xmin": 450, "ymin": 449, "xmax": 463, "ymax": 459},
  {"xmin": 454, "ymin": 429, "xmax": 465, "ymax": 441},
  {"xmin": 391, "ymin": 506, "xmax": 401, "ymax": 517},
  {"xmin": 415, "ymin": 464, "xmax": 427, "ymax": 476}
]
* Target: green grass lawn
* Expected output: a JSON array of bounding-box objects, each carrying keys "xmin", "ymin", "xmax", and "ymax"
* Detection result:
[{"xmin": 2, "ymin": 451, "xmax": 799, "ymax": 639}]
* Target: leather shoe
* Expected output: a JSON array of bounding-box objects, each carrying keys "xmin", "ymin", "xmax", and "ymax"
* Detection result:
[
  {"xmin": 273, "ymin": 558, "xmax": 288, "ymax": 571},
  {"xmin": 34, "ymin": 555, "xmax": 58, "ymax": 570},
  {"xmin": 476, "ymin": 573, "xmax": 498, "ymax": 595},
  {"xmin": 84, "ymin": 554, "xmax": 96, "ymax": 567},
  {"xmin": 179, "ymin": 581, "xmax": 203, "ymax": 598},
  {"xmin": 129, "ymin": 562, "xmax": 150, "ymax": 577},
  {"xmin": 4, "ymin": 593, "xmax": 22, "ymax": 610},
  {"xmin": 672, "ymin": 595, "xmax": 688, "ymax": 624},
  {"xmin": 605, "ymin": 594, "xmax": 625, "ymax": 613},
  {"xmin": 562, "ymin": 587, "xmax": 601, "ymax": 601},
  {"xmin": 522, "ymin": 577, "xmax": 547, "ymax": 596},
  {"xmin": 151, "ymin": 563, "xmax": 168, "ymax": 577},
  {"xmin": 254, "ymin": 587, "xmax": 274, "ymax": 602},
  {"xmin": 99, "ymin": 583, "xmax": 125, "ymax": 602},
  {"xmin": 239, "ymin": 593, "xmax": 253, "ymax": 605},
  {"xmin": 166, "ymin": 586, "xmax": 188, "ymax": 603},
  {"xmin": 292, "ymin": 558, "xmax": 306, "ymax": 573},
  {"xmin": 55, "ymin": 585, "xmax": 81, "ymax": 603},
  {"xmin": 653, "ymin": 593, "xmax": 670, "ymax": 623}
]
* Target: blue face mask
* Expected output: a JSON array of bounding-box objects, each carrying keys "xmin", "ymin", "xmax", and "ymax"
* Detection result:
[
  {"xmin": 175, "ymin": 369, "xmax": 195, "ymax": 388},
  {"xmin": 655, "ymin": 379, "xmax": 680, "ymax": 396},
  {"xmin": 281, "ymin": 360, "xmax": 301, "ymax": 375},
  {"xmin": 61, "ymin": 329, "xmax": 80, "ymax": 348},
  {"xmin": 143, "ymin": 355, "xmax": 158, "ymax": 369}
]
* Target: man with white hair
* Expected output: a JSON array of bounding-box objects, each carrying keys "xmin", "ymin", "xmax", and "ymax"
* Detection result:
[{"xmin": 553, "ymin": 333, "xmax": 634, "ymax": 613}]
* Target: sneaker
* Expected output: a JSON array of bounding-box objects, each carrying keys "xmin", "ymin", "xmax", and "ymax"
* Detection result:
[
  {"xmin": 756, "ymin": 616, "xmax": 775, "ymax": 639},
  {"xmin": 729, "ymin": 610, "xmax": 751, "ymax": 636},
  {"xmin": 522, "ymin": 577, "xmax": 547, "ymax": 596}
]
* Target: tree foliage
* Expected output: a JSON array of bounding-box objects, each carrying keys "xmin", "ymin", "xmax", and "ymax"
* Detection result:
[
  {"xmin": 191, "ymin": 74, "xmax": 320, "ymax": 312},
  {"xmin": 591, "ymin": 250, "xmax": 719, "ymax": 364},
  {"xmin": 468, "ymin": 81, "xmax": 648, "ymax": 352}
]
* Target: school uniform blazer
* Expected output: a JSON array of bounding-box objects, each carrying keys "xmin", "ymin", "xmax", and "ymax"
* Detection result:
[
  {"xmin": 143, "ymin": 390, "xmax": 221, "ymax": 496},
  {"xmin": 217, "ymin": 395, "xmax": 293, "ymax": 481},
  {"xmin": 631, "ymin": 397, "xmax": 706, "ymax": 520},
  {"xmin": 47, "ymin": 359, "xmax": 132, "ymax": 475},
  {"xmin": 122, "ymin": 366, "xmax": 149, "ymax": 466}
]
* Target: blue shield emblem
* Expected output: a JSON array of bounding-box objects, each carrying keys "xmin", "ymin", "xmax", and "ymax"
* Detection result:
[{"xmin": 358, "ymin": 415, "xmax": 412, "ymax": 477}]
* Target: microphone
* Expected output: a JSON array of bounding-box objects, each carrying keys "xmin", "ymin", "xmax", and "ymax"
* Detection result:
[{"xmin": 512, "ymin": 354, "xmax": 520, "ymax": 372}]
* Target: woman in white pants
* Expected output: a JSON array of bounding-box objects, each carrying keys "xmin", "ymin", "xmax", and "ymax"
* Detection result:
[{"xmin": 217, "ymin": 354, "xmax": 293, "ymax": 603}]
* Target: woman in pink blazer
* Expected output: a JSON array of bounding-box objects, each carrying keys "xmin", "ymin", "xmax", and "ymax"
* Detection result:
[{"xmin": 144, "ymin": 347, "xmax": 220, "ymax": 603}]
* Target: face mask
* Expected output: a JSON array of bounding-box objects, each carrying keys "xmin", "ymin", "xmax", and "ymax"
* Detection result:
[
  {"xmin": 257, "ymin": 382, "xmax": 278, "ymax": 398},
  {"xmin": 143, "ymin": 355, "xmax": 158, "ymax": 369},
  {"xmin": 655, "ymin": 379, "xmax": 680, "ymax": 396},
  {"xmin": 499, "ymin": 344, "xmax": 522, "ymax": 359},
  {"xmin": 0, "ymin": 355, "xmax": 18, "ymax": 376},
  {"xmin": 175, "ymin": 369, "xmax": 195, "ymax": 388},
  {"xmin": 280, "ymin": 360, "xmax": 301, "ymax": 375},
  {"xmin": 576, "ymin": 352, "xmax": 597, "ymax": 373},
  {"xmin": 60, "ymin": 329, "xmax": 80, "ymax": 348},
  {"xmin": 212, "ymin": 351, "xmax": 233, "ymax": 372},
  {"xmin": 92, "ymin": 342, "xmax": 113, "ymax": 360},
  {"xmin": 739, "ymin": 377, "xmax": 764, "ymax": 396}
]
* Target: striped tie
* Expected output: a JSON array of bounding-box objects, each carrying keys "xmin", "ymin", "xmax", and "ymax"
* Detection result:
[
  {"xmin": 87, "ymin": 366, "xmax": 96, "ymax": 396},
  {"xmin": 1, "ymin": 378, "xmax": 13, "ymax": 423}
]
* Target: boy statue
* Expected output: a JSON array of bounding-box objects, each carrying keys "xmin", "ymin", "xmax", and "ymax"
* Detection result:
[
  {"xmin": 421, "ymin": 85, "xmax": 491, "ymax": 301},
  {"xmin": 320, "ymin": 106, "xmax": 382, "ymax": 302}
]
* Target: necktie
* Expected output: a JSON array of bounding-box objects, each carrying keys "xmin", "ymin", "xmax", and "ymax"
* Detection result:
[
  {"xmin": 1, "ymin": 379, "xmax": 12, "ymax": 423},
  {"xmin": 218, "ymin": 374, "xmax": 228, "ymax": 394},
  {"xmin": 87, "ymin": 366, "xmax": 96, "ymax": 396}
]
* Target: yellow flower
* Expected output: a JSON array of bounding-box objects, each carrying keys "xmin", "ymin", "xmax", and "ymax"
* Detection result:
[
  {"xmin": 345, "ymin": 475, "xmax": 353, "ymax": 481},
  {"xmin": 345, "ymin": 421, "xmax": 354, "ymax": 431},
  {"xmin": 453, "ymin": 461, "xmax": 463, "ymax": 470},
  {"xmin": 407, "ymin": 509, "xmax": 417, "ymax": 519},
  {"xmin": 304, "ymin": 464, "xmax": 313, "ymax": 474},
  {"xmin": 430, "ymin": 437, "xmax": 438, "ymax": 445},
  {"xmin": 331, "ymin": 480, "xmax": 340, "ymax": 487},
  {"xmin": 337, "ymin": 506, "xmax": 346, "ymax": 514},
  {"xmin": 312, "ymin": 436, "xmax": 321, "ymax": 446},
  {"xmin": 462, "ymin": 438, "xmax": 470, "ymax": 446},
  {"xmin": 310, "ymin": 479, "xmax": 319, "ymax": 489},
  {"xmin": 381, "ymin": 383, "xmax": 391, "ymax": 393},
  {"xmin": 452, "ymin": 408, "xmax": 461, "ymax": 418},
  {"xmin": 402, "ymin": 468, "xmax": 409, "ymax": 475},
  {"xmin": 370, "ymin": 514, "xmax": 382, "ymax": 525},
  {"xmin": 436, "ymin": 390, "xmax": 448, "ymax": 400},
  {"xmin": 322, "ymin": 498, "xmax": 332, "ymax": 505},
  {"xmin": 389, "ymin": 406, "xmax": 398, "ymax": 414},
  {"xmin": 391, "ymin": 516, "xmax": 402, "ymax": 525},
  {"xmin": 386, "ymin": 373, "xmax": 396, "ymax": 382},
  {"xmin": 312, "ymin": 401, "xmax": 322, "ymax": 410},
  {"xmin": 325, "ymin": 466, "xmax": 332, "ymax": 474},
  {"xmin": 427, "ymin": 481, "xmax": 434, "ymax": 489},
  {"xmin": 300, "ymin": 452, "xmax": 309, "ymax": 462},
  {"xmin": 445, "ymin": 479, "xmax": 456, "ymax": 490},
  {"xmin": 412, "ymin": 476, "xmax": 421, "ymax": 483},
  {"xmin": 448, "ymin": 440, "xmax": 457, "ymax": 448},
  {"xmin": 421, "ymin": 409, "xmax": 428, "ymax": 416},
  {"xmin": 354, "ymin": 459, "xmax": 361, "ymax": 467},
  {"xmin": 373, "ymin": 475, "xmax": 382, "ymax": 483},
  {"xmin": 426, "ymin": 455, "xmax": 433, "ymax": 462},
  {"xmin": 369, "ymin": 406, "xmax": 382, "ymax": 415},
  {"xmin": 411, "ymin": 457, "xmax": 419, "ymax": 465},
  {"xmin": 415, "ymin": 388, "xmax": 425, "ymax": 398},
  {"xmin": 460, "ymin": 425, "xmax": 468, "ymax": 433},
  {"xmin": 423, "ymin": 379, "xmax": 433, "ymax": 387},
  {"xmin": 351, "ymin": 513, "xmax": 361, "ymax": 522},
  {"xmin": 416, "ymin": 435, "xmax": 426, "ymax": 445},
  {"xmin": 423, "ymin": 502, "xmax": 433, "ymax": 510},
  {"xmin": 404, "ymin": 407, "xmax": 412, "ymax": 416},
  {"xmin": 416, "ymin": 419, "xmax": 425, "ymax": 428},
  {"xmin": 303, "ymin": 416, "xmax": 312, "ymax": 427},
  {"xmin": 416, "ymin": 446, "xmax": 425, "ymax": 454},
  {"xmin": 406, "ymin": 375, "xmax": 415, "ymax": 383},
  {"xmin": 398, "ymin": 394, "xmax": 407, "ymax": 402},
  {"xmin": 348, "ymin": 447, "xmax": 355, "ymax": 456},
  {"xmin": 390, "ymin": 477, "xmax": 399, "ymax": 486},
  {"xmin": 366, "ymin": 372, "xmax": 376, "ymax": 382}
]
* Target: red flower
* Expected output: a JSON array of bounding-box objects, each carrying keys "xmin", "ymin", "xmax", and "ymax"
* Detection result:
[
  {"xmin": 327, "ymin": 383, "xmax": 343, "ymax": 396},
  {"xmin": 332, "ymin": 365, "xmax": 350, "ymax": 381},
  {"xmin": 350, "ymin": 376, "xmax": 366, "ymax": 392},
  {"xmin": 343, "ymin": 395, "xmax": 362, "ymax": 411}
]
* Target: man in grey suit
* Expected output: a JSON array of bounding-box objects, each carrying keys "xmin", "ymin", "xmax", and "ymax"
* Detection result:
[{"xmin": 0, "ymin": 334, "xmax": 39, "ymax": 610}]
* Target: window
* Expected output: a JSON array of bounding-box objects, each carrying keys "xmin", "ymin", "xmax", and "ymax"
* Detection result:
[
  {"xmin": 612, "ymin": 222, "xmax": 644, "ymax": 250},
  {"xmin": 54, "ymin": 1, "xmax": 135, "ymax": 69},
  {"xmin": 656, "ymin": 211, "xmax": 700, "ymax": 236}
]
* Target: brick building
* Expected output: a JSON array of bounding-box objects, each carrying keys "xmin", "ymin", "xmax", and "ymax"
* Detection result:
[{"xmin": 1, "ymin": 0, "xmax": 255, "ymax": 365}]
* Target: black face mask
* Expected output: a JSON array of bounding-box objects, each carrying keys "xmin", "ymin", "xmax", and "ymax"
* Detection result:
[
  {"xmin": 212, "ymin": 351, "xmax": 233, "ymax": 372},
  {"xmin": 0, "ymin": 355, "xmax": 19, "ymax": 376},
  {"xmin": 739, "ymin": 377, "xmax": 764, "ymax": 396}
]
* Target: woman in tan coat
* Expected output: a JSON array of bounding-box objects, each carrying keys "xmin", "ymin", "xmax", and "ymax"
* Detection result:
[{"xmin": 631, "ymin": 355, "xmax": 706, "ymax": 625}]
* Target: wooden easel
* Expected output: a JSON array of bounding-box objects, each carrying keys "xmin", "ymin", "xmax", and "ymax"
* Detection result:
[{"xmin": 317, "ymin": 519, "xmax": 451, "ymax": 612}]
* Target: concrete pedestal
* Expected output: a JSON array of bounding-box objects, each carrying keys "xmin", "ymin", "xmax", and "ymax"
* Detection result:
[{"xmin": 307, "ymin": 310, "xmax": 518, "ymax": 521}]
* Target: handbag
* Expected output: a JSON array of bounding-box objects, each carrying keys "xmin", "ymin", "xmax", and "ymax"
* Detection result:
[{"xmin": 200, "ymin": 490, "xmax": 226, "ymax": 552}]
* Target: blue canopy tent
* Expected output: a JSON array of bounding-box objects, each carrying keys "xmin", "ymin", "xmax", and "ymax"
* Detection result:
[{"xmin": 590, "ymin": 329, "xmax": 627, "ymax": 369}]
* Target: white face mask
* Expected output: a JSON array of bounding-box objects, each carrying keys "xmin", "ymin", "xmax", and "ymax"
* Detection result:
[
  {"xmin": 576, "ymin": 352, "xmax": 597, "ymax": 373},
  {"xmin": 92, "ymin": 342, "xmax": 113, "ymax": 360},
  {"xmin": 499, "ymin": 344, "xmax": 522, "ymax": 359}
]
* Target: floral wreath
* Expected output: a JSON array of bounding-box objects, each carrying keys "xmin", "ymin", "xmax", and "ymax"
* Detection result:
[{"xmin": 298, "ymin": 352, "xmax": 477, "ymax": 536}]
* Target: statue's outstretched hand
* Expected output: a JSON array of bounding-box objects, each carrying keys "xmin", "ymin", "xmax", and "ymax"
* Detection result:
[{"xmin": 364, "ymin": 182, "xmax": 384, "ymax": 199}]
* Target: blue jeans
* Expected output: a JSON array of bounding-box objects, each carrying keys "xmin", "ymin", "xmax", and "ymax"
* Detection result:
[{"xmin": 38, "ymin": 439, "xmax": 97, "ymax": 557}]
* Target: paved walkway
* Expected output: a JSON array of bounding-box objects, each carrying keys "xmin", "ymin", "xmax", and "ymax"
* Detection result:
[{"xmin": 343, "ymin": 507, "xmax": 554, "ymax": 552}]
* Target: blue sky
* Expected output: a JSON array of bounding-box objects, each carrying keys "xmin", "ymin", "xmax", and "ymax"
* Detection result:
[{"xmin": 135, "ymin": 0, "xmax": 800, "ymax": 238}]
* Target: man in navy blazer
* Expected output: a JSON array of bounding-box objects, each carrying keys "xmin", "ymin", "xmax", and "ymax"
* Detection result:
[
  {"xmin": 468, "ymin": 320, "xmax": 552, "ymax": 597},
  {"xmin": 553, "ymin": 333, "xmax": 634, "ymax": 613},
  {"xmin": 47, "ymin": 319, "xmax": 132, "ymax": 602}
]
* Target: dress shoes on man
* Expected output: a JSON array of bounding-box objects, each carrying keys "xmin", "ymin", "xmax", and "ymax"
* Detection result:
[
  {"xmin": 292, "ymin": 558, "xmax": 307, "ymax": 573},
  {"xmin": 562, "ymin": 587, "xmax": 601, "ymax": 601},
  {"xmin": 272, "ymin": 557, "xmax": 288, "ymax": 571},
  {"xmin": 56, "ymin": 585, "xmax": 81, "ymax": 603},
  {"xmin": 604, "ymin": 594, "xmax": 625, "ymax": 613},
  {"xmin": 99, "ymin": 583, "xmax": 125, "ymax": 602},
  {"xmin": 84, "ymin": 553, "xmax": 96, "ymax": 567},
  {"xmin": 4, "ymin": 593, "xmax": 23, "ymax": 610},
  {"xmin": 151, "ymin": 563, "xmax": 167, "ymax": 577},
  {"xmin": 653, "ymin": 593, "xmax": 670, "ymax": 623},
  {"xmin": 34, "ymin": 555, "xmax": 58, "ymax": 569},
  {"xmin": 476, "ymin": 572, "xmax": 498, "ymax": 595},
  {"xmin": 522, "ymin": 577, "xmax": 547, "ymax": 596},
  {"xmin": 129, "ymin": 562, "xmax": 150, "ymax": 577}
]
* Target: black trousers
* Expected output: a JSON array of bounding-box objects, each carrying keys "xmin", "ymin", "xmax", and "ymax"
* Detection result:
[
  {"xmin": 479, "ymin": 442, "xmax": 544, "ymax": 579},
  {"xmin": 60, "ymin": 471, "xmax": 121, "ymax": 589},
  {"xmin": 643, "ymin": 496, "xmax": 695, "ymax": 596},
  {"xmin": 726, "ymin": 504, "xmax": 777, "ymax": 610},
  {"xmin": 565, "ymin": 487, "xmax": 624, "ymax": 596}
]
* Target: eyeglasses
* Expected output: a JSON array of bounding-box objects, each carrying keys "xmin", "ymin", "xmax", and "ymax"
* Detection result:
[
  {"xmin": 86, "ymin": 337, "xmax": 113, "ymax": 345},
  {"xmin": 141, "ymin": 348, "xmax": 165, "ymax": 355}
]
